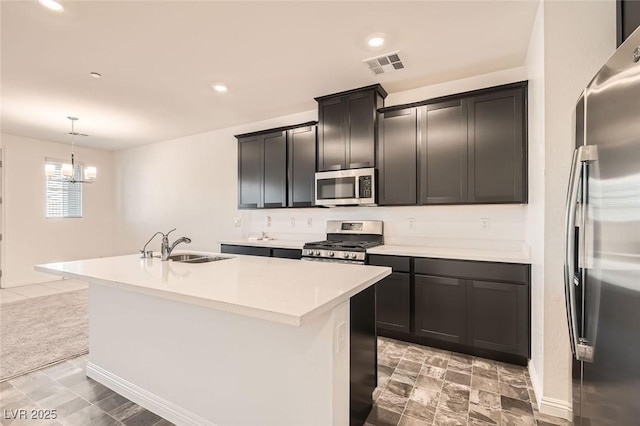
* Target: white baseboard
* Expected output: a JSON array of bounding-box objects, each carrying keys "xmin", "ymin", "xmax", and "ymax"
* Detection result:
[
  {"xmin": 527, "ymin": 360, "xmax": 573, "ymax": 421},
  {"xmin": 86, "ymin": 363, "xmax": 215, "ymax": 426},
  {"xmin": 539, "ymin": 396, "xmax": 573, "ymax": 420}
]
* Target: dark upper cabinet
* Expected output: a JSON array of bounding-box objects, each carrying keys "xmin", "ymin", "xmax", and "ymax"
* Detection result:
[
  {"xmin": 377, "ymin": 82, "xmax": 527, "ymax": 206},
  {"xmin": 467, "ymin": 279, "xmax": 528, "ymax": 358},
  {"xmin": 378, "ymin": 108, "xmax": 418, "ymax": 205},
  {"xmin": 236, "ymin": 122, "xmax": 317, "ymax": 209},
  {"xmin": 237, "ymin": 131, "xmax": 286, "ymax": 209},
  {"xmin": 288, "ymin": 125, "xmax": 317, "ymax": 207},
  {"xmin": 414, "ymin": 274, "xmax": 467, "ymax": 344},
  {"xmin": 263, "ymin": 132, "xmax": 287, "ymax": 208},
  {"xmin": 316, "ymin": 85, "xmax": 386, "ymax": 171},
  {"xmin": 467, "ymin": 88, "xmax": 526, "ymax": 203},
  {"xmin": 237, "ymin": 135, "xmax": 263, "ymax": 209},
  {"xmin": 617, "ymin": 0, "xmax": 640, "ymax": 46},
  {"xmin": 420, "ymin": 100, "xmax": 468, "ymax": 204}
]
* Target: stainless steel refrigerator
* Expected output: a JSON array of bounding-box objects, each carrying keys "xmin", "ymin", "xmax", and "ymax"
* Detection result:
[{"xmin": 564, "ymin": 27, "xmax": 640, "ymax": 425}]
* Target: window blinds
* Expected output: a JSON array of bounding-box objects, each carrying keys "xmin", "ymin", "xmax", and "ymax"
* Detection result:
[{"xmin": 45, "ymin": 159, "xmax": 83, "ymax": 218}]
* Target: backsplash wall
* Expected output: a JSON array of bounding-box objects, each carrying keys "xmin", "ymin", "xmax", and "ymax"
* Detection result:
[{"xmin": 237, "ymin": 203, "xmax": 527, "ymax": 251}]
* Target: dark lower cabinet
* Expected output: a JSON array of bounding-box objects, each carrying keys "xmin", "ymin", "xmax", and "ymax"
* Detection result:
[
  {"xmin": 349, "ymin": 285, "xmax": 377, "ymax": 426},
  {"xmin": 371, "ymin": 254, "xmax": 531, "ymax": 365},
  {"xmin": 376, "ymin": 272, "xmax": 411, "ymax": 333},
  {"xmin": 220, "ymin": 244, "xmax": 302, "ymax": 259},
  {"xmin": 220, "ymin": 244, "xmax": 271, "ymax": 257},
  {"xmin": 467, "ymin": 279, "xmax": 528, "ymax": 357},
  {"xmin": 414, "ymin": 274, "xmax": 467, "ymax": 344}
]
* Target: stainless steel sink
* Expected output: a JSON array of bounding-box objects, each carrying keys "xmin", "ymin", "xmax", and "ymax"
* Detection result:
[{"xmin": 168, "ymin": 253, "xmax": 230, "ymax": 263}]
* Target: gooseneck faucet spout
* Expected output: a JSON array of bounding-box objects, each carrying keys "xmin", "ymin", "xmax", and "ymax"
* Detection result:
[{"xmin": 160, "ymin": 229, "xmax": 192, "ymax": 261}]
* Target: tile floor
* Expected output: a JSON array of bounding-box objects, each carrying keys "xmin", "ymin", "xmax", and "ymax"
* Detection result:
[
  {"xmin": 0, "ymin": 298, "xmax": 571, "ymax": 426},
  {"xmin": 366, "ymin": 337, "xmax": 571, "ymax": 426},
  {"xmin": 0, "ymin": 280, "xmax": 88, "ymax": 304}
]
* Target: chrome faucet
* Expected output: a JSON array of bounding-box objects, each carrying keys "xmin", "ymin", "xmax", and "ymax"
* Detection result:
[
  {"xmin": 140, "ymin": 228, "xmax": 191, "ymax": 260},
  {"xmin": 160, "ymin": 229, "xmax": 192, "ymax": 261}
]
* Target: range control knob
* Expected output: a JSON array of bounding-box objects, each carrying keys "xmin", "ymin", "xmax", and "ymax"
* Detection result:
[
  {"xmin": 328, "ymin": 251, "xmax": 334, "ymax": 257},
  {"xmin": 343, "ymin": 252, "xmax": 350, "ymax": 259},
  {"xmin": 350, "ymin": 253, "xmax": 357, "ymax": 259},
  {"xmin": 315, "ymin": 251, "xmax": 321, "ymax": 256}
]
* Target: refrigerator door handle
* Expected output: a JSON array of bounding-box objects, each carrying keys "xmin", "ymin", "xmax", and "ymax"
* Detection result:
[{"xmin": 565, "ymin": 148, "xmax": 582, "ymax": 358}]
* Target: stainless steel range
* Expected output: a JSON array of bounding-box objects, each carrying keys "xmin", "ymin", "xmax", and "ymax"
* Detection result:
[{"xmin": 302, "ymin": 220, "xmax": 383, "ymax": 264}]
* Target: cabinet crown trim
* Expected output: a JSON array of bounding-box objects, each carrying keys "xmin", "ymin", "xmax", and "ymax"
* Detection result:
[
  {"xmin": 314, "ymin": 84, "xmax": 388, "ymax": 102},
  {"xmin": 234, "ymin": 121, "xmax": 317, "ymax": 139},
  {"xmin": 378, "ymin": 81, "xmax": 528, "ymax": 113}
]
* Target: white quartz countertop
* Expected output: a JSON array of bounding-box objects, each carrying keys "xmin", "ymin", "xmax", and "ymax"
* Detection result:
[
  {"xmin": 219, "ymin": 239, "xmax": 306, "ymax": 249},
  {"xmin": 367, "ymin": 244, "xmax": 531, "ymax": 264},
  {"xmin": 35, "ymin": 252, "xmax": 390, "ymax": 326}
]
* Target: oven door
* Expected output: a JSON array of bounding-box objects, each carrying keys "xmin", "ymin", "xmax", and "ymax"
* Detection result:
[{"xmin": 314, "ymin": 168, "xmax": 376, "ymax": 207}]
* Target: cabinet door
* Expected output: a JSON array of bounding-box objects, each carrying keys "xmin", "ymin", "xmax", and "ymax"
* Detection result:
[
  {"xmin": 347, "ymin": 91, "xmax": 376, "ymax": 169},
  {"xmin": 420, "ymin": 100, "xmax": 468, "ymax": 204},
  {"xmin": 288, "ymin": 126, "xmax": 317, "ymax": 207},
  {"xmin": 378, "ymin": 108, "xmax": 417, "ymax": 205},
  {"xmin": 467, "ymin": 279, "xmax": 528, "ymax": 357},
  {"xmin": 238, "ymin": 136, "xmax": 263, "ymax": 208},
  {"xmin": 414, "ymin": 274, "xmax": 466, "ymax": 344},
  {"xmin": 317, "ymin": 97, "xmax": 346, "ymax": 171},
  {"xmin": 467, "ymin": 88, "xmax": 526, "ymax": 203},
  {"xmin": 262, "ymin": 131, "xmax": 287, "ymax": 208},
  {"xmin": 220, "ymin": 244, "xmax": 271, "ymax": 257},
  {"xmin": 376, "ymin": 272, "xmax": 411, "ymax": 333}
]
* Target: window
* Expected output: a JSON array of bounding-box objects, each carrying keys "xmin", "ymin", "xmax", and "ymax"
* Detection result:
[{"xmin": 45, "ymin": 159, "xmax": 83, "ymax": 218}]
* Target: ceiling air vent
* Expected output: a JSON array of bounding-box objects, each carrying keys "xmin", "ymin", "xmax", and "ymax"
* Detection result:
[{"xmin": 363, "ymin": 51, "xmax": 404, "ymax": 75}]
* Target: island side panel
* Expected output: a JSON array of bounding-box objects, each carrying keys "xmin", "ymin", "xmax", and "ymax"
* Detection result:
[{"xmin": 86, "ymin": 282, "xmax": 350, "ymax": 426}]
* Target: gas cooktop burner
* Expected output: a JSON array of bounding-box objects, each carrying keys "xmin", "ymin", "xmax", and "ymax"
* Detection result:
[
  {"xmin": 302, "ymin": 220, "xmax": 384, "ymax": 264},
  {"xmin": 304, "ymin": 240, "xmax": 382, "ymax": 251}
]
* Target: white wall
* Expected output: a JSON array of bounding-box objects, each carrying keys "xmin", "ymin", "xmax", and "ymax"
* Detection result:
[
  {"xmin": 1, "ymin": 133, "xmax": 116, "ymax": 287},
  {"xmin": 523, "ymin": 0, "xmax": 616, "ymax": 419},
  {"xmin": 113, "ymin": 67, "xmax": 530, "ymax": 256},
  {"xmin": 525, "ymin": 0, "xmax": 546, "ymax": 408}
]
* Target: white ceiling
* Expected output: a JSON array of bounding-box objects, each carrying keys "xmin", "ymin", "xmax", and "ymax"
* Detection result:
[{"xmin": 1, "ymin": 1, "xmax": 539, "ymax": 151}]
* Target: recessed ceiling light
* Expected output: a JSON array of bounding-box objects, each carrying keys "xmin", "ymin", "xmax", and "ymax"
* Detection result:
[
  {"xmin": 367, "ymin": 35, "xmax": 385, "ymax": 48},
  {"xmin": 213, "ymin": 84, "xmax": 228, "ymax": 93},
  {"xmin": 90, "ymin": 72, "xmax": 102, "ymax": 79},
  {"xmin": 38, "ymin": 0, "xmax": 64, "ymax": 12}
]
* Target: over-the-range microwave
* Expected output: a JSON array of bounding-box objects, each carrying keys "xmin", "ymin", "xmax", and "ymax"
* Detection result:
[{"xmin": 314, "ymin": 167, "xmax": 376, "ymax": 207}]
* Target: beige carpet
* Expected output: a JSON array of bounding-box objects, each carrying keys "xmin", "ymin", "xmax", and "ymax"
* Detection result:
[{"xmin": 0, "ymin": 289, "xmax": 88, "ymax": 381}]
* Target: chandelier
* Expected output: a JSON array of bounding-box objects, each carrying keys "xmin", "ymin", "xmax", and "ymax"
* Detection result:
[{"xmin": 45, "ymin": 116, "xmax": 96, "ymax": 184}]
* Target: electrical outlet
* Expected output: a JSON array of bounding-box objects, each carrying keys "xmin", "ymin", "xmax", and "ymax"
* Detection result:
[
  {"xmin": 233, "ymin": 217, "xmax": 242, "ymax": 228},
  {"xmin": 289, "ymin": 217, "xmax": 296, "ymax": 228},
  {"xmin": 265, "ymin": 216, "xmax": 272, "ymax": 228},
  {"xmin": 336, "ymin": 322, "xmax": 346, "ymax": 353},
  {"xmin": 409, "ymin": 217, "xmax": 416, "ymax": 230},
  {"xmin": 307, "ymin": 218, "xmax": 313, "ymax": 228},
  {"xmin": 481, "ymin": 218, "xmax": 490, "ymax": 230}
]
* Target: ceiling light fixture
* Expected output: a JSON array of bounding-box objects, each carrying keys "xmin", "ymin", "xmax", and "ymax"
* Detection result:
[
  {"xmin": 38, "ymin": 0, "xmax": 64, "ymax": 12},
  {"xmin": 45, "ymin": 117, "xmax": 96, "ymax": 184},
  {"xmin": 212, "ymin": 84, "xmax": 228, "ymax": 93},
  {"xmin": 367, "ymin": 34, "xmax": 386, "ymax": 48},
  {"xmin": 90, "ymin": 72, "xmax": 102, "ymax": 78}
]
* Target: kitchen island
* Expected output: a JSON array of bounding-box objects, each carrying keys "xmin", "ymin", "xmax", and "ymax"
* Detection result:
[{"xmin": 36, "ymin": 253, "xmax": 391, "ymax": 426}]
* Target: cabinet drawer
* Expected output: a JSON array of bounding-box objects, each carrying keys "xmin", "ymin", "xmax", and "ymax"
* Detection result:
[
  {"xmin": 220, "ymin": 244, "xmax": 271, "ymax": 257},
  {"xmin": 368, "ymin": 255, "xmax": 411, "ymax": 273},
  {"xmin": 272, "ymin": 248, "xmax": 302, "ymax": 259},
  {"xmin": 414, "ymin": 258, "xmax": 529, "ymax": 285}
]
